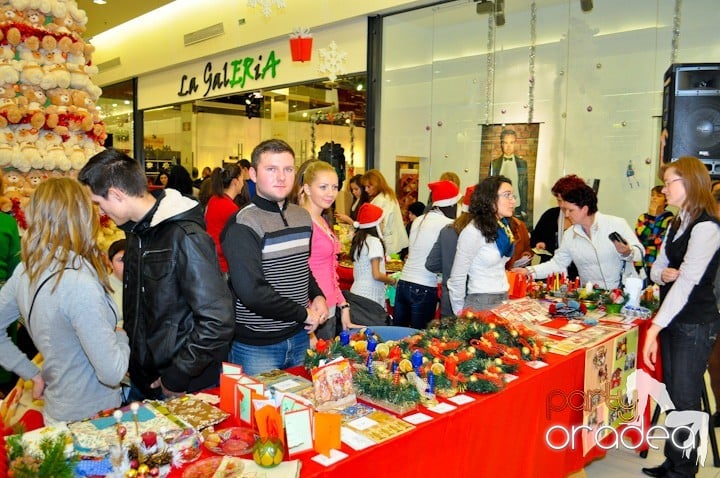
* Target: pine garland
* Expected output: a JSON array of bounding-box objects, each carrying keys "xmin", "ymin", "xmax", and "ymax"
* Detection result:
[{"xmin": 304, "ymin": 312, "xmax": 548, "ymax": 406}]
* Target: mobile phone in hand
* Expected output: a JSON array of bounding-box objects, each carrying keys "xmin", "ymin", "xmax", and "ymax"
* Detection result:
[{"xmin": 608, "ymin": 232, "xmax": 628, "ymax": 245}]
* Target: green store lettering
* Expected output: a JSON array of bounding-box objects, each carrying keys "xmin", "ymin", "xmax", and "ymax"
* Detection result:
[{"xmin": 177, "ymin": 50, "xmax": 280, "ymax": 97}]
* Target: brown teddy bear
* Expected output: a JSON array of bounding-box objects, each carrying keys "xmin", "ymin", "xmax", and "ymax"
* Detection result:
[{"xmin": 0, "ymin": 83, "xmax": 23, "ymax": 127}]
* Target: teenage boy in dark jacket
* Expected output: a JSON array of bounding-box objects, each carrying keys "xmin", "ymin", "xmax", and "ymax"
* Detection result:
[{"xmin": 79, "ymin": 149, "xmax": 234, "ymax": 401}]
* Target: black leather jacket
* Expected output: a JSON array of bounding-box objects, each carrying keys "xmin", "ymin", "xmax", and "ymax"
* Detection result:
[{"xmin": 121, "ymin": 189, "xmax": 234, "ymax": 399}]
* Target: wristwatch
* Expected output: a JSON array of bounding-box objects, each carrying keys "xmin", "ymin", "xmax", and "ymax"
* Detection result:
[{"xmin": 339, "ymin": 303, "xmax": 350, "ymax": 310}]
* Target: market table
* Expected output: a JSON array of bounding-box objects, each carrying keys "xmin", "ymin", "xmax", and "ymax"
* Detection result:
[{"xmin": 168, "ymin": 318, "xmax": 656, "ymax": 478}]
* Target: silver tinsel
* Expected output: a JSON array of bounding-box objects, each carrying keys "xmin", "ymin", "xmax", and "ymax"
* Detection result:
[
  {"xmin": 670, "ymin": 0, "xmax": 682, "ymax": 64},
  {"xmin": 485, "ymin": 11, "xmax": 495, "ymax": 125},
  {"xmin": 528, "ymin": 1, "xmax": 537, "ymax": 124}
]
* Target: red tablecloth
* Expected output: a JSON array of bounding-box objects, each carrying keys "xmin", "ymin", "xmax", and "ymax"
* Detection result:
[{"xmin": 168, "ymin": 345, "xmax": 628, "ymax": 478}]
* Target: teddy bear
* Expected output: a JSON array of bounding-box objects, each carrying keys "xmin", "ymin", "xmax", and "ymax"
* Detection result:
[
  {"xmin": 65, "ymin": 40, "xmax": 87, "ymax": 68},
  {"xmin": 17, "ymin": 84, "xmax": 47, "ymax": 130},
  {"xmin": 24, "ymin": 9, "xmax": 45, "ymax": 28},
  {"xmin": 41, "ymin": 63, "xmax": 71, "ymax": 90},
  {"xmin": 39, "ymin": 35, "xmax": 64, "ymax": 67},
  {"xmin": 0, "ymin": 30, "xmax": 14, "ymax": 61},
  {"xmin": 0, "ymin": 59, "xmax": 20, "ymax": 85},
  {"xmin": 0, "ymin": 127, "xmax": 18, "ymax": 167},
  {"xmin": 71, "ymin": 89, "xmax": 98, "ymax": 118},
  {"xmin": 0, "ymin": 83, "xmax": 23, "ymax": 127},
  {"xmin": 3, "ymin": 169, "xmax": 26, "ymax": 203},
  {"xmin": 16, "ymin": 35, "xmax": 42, "ymax": 65},
  {"xmin": 23, "ymin": 169, "xmax": 45, "ymax": 197},
  {"xmin": 20, "ymin": 62, "xmax": 44, "ymax": 86}
]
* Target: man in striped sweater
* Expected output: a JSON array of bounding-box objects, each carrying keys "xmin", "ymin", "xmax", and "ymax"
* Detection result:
[{"xmin": 222, "ymin": 139, "xmax": 328, "ymax": 375}]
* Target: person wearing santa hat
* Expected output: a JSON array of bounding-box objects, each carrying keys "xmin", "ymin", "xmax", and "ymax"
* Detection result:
[
  {"xmin": 349, "ymin": 203, "xmax": 397, "ymax": 308},
  {"xmin": 394, "ymin": 180, "xmax": 461, "ymax": 329},
  {"xmin": 426, "ymin": 185, "xmax": 476, "ymax": 317}
]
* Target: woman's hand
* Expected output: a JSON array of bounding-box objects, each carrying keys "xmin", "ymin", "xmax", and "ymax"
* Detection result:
[
  {"xmin": 661, "ymin": 267, "xmax": 680, "ymax": 284},
  {"xmin": 535, "ymin": 242, "xmax": 546, "ymax": 250},
  {"xmin": 511, "ymin": 267, "xmax": 529, "ymax": 275},
  {"xmin": 31, "ymin": 373, "xmax": 45, "ymax": 400},
  {"xmin": 642, "ymin": 324, "xmax": 662, "ymax": 372},
  {"xmin": 340, "ymin": 306, "xmax": 361, "ymax": 331}
]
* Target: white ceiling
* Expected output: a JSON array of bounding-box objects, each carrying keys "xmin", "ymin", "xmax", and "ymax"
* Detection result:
[{"xmin": 75, "ymin": 0, "xmax": 175, "ymax": 39}]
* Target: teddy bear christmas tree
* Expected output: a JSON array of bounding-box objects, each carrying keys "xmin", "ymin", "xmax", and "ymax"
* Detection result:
[{"xmin": 0, "ymin": 0, "xmax": 106, "ymax": 225}]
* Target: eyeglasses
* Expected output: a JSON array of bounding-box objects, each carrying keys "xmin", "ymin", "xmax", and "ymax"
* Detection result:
[
  {"xmin": 498, "ymin": 191, "xmax": 517, "ymax": 201},
  {"xmin": 663, "ymin": 178, "xmax": 683, "ymax": 188}
]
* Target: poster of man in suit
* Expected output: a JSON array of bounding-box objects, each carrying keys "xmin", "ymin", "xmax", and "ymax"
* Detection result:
[{"xmin": 480, "ymin": 123, "xmax": 539, "ymax": 228}]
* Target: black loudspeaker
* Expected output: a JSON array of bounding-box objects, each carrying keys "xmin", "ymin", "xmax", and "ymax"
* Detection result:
[{"xmin": 662, "ymin": 63, "xmax": 720, "ymax": 176}]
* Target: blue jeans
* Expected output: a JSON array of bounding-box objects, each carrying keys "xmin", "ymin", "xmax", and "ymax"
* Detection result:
[
  {"xmin": 229, "ymin": 329, "xmax": 310, "ymax": 376},
  {"xmin": 392, "ymin": 280, "xmax": 438, "ymax": 329},
  {"xmin": 659, "ymin": 320, "xmax": 720, "ymax": 476}
]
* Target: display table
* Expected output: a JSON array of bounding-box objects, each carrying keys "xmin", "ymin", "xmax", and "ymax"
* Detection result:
[{"xmin": 167, "ymin": 320, "xmax": 656, "ymax": 478}]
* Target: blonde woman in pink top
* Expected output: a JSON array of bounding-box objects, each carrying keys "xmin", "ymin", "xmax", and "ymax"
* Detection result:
[{"xmin": 298, "ymin": 160, "xmax": 359, "ymax": 339}]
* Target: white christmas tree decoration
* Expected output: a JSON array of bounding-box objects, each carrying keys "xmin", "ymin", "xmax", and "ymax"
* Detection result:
[
  {"xmin": 247, "ymin": 0, "xmax": 286, "ymax": 18},
  {"xmin": 317, "ymin": 41, "xmax": 347, "ymax": 83}
]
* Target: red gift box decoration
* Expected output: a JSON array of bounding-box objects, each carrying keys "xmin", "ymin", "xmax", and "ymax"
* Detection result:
[{"xmin": 289, "ymin": 37, "xmax": 313, "ymax": 62}]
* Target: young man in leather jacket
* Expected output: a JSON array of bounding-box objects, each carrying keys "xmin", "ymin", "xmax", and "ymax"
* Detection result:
[{"xmin": 79, "ymin": 149, "xmax": 234, "ymax": 401}]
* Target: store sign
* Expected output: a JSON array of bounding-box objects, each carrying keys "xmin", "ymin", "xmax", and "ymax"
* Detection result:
[{"xmin": 177, "ymin": 50, "xmax": 281, "ymax": 98}]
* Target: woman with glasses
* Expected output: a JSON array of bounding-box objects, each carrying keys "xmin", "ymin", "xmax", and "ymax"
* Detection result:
[
  {"xmin": 516, "ymin": 183, "xmax": 642, "ymax": 290},
  {"xmin": 447, "ymin": 176, "xmax": 517, "ymax": 314},
  {"xmin": 640, "ymin": 156, "xmax": 720, "ymax": 478},
  {"xmin": 205, "ymin": 164, "xmax": 244, "ymax": 274}
]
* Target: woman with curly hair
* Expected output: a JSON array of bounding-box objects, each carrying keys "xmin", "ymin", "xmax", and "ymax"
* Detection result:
[
  {"xmin": 0, "ymin": 178, "xmax": 129, "ymax": 423},
  {"xmin": 447, "ymin": 176, "xmax": 516, "ymax": 314}
]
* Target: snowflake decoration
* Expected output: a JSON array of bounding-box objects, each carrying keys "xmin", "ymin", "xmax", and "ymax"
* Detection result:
[
  {"xmin": 317, "ymin": 41, "xmax": 347, "ymax": 83},
  {"xmin": 247, "ymin": 0, "xmax": 286, "ymax": 17}
]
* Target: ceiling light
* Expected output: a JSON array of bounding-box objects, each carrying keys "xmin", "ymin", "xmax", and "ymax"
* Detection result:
[
  {"xmin": 356, "ymin": 84, "xmax": 363, "ymax": 91},
  {"xmin": 93, "ymin": 0, "xmax": 107, "ymax": 4}
]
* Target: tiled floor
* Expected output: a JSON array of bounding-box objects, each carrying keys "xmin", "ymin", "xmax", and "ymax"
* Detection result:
[{"xmin": 584, "ymin": 373, "xmax": 720, "ymax": 477}]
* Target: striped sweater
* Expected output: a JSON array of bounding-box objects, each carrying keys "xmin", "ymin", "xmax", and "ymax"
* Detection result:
[{"xmin": 222, "ymin": 195, "xmax": 324, "ymax": 345}]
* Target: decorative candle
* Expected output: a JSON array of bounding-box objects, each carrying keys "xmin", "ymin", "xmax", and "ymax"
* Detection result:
[
  {"xmin": 339, "ymin": 330, "xmax": 350, "ymax": 346},
  {"xmin": 427, "ymin": 372, "xmax": 435, "ymax": 394},
  {"xmin": 366, "ymin": 354, "xmax": 373, "ymax": 374},
  {"xmin": 367, "ymin": 336, "xmax": 378, "ymax": 353},
  {"xmin": 411, "ymin": 350, "xmax": 423, "ymax": 372},
  {"xmin": 113, "ymin": 409, "xmax": 124, "ymax": 447},
  {"xmin": 585, "ymin": 281, "xmax": 593, "ymax": 293},
  {"xmin": 130, "ymin": 402, "xmax": 140, "ymax": 436}
]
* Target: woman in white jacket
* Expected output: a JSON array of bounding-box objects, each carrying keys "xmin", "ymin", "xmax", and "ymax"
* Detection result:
[
  {"xmin": 448, "ymin": 176, "xmax": 517, "ymax": 314},
  {"xmin": 362, "ymin": 169, "xmax": 408, "ymax": 256}
]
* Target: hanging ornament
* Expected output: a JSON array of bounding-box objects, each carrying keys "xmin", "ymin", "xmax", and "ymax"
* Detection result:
[
  {"xmin": 527, "ymin": 0, "xmax": 537, "ymax": 124},
  {"xmin": 586, "ymin": 106, "xmax": 593, "ymax": 112},
  {"xmin": 248, "ymin": 0, "xmax": 286, "ymax": 18},
  {"xmin": 485, "ymin": 12, "xmax": 496, "ymax": 125},
  {"xmin": 289, "ymin": 27, "xmax": 313, "ymax": 62},
  {"xmin": 670, "ymin": 0, "xmax": 682, "ymax": 63},
  {"xmin": 317, "ymin": 41, "xmax": 347, "ymax": 83}
]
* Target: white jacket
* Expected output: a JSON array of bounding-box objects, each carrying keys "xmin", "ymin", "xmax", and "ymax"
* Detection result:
[{"xmin": 531, "ymin": 212, "xmax": 642, "ymax": 289}]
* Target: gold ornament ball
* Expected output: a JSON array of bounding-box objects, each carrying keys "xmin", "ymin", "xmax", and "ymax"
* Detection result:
[
  {"xmin": 511, "ymin": 330, "xmax": 518, "ymax": 337},
  {"xmin": 470, "ymin": 375, "xmax": 478, "ymax": 382},
  {"xmin": 138, "ymin": 464, "xmax": 150, "ymax": 474},
  {"xmin": 488, "ymin": 323, "xmax": 496, "ymax": 329},
  {"xmin": 433, "ymin": 357, "xmax": 441, "ymax": 364},
  {"xmin": 125, "ymin": 471, "xmax": 138, "ymax": 478},
  {"xmin": 467, "ymin": 346, "xmax": 476, "ymax": 354},
  {"xmin": 522, "ymin": 346, "xmax": 530, "ymax": 355},
  {"xmin": 494, "ymin": 358, "xmax": 503, "ymax": 365}
]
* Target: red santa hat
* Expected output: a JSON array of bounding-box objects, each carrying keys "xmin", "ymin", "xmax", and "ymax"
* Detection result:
[
  {"xmin": 461, "ymin": 185, "xmax": 476, "ymax": 213},
  {"xmin": 354, "ymin": 203, "xmax": 384, "ymax": 230},
  {"xmin": 428, "ymin": 180, "xmax": 461, "ymax": 208}
]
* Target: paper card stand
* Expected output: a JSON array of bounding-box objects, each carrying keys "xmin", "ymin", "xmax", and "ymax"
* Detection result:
[
  {"xmin": 283, "ymin": 400, "xmax": 314, "ymax": 457},
  {"xmin": 219, "ymin": 362, "xmax": 266, "ymax": 428}
]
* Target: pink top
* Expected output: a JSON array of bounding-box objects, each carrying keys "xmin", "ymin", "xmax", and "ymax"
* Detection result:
[
  {"xmin": 309, "ymin": 219, "xmax": 344, "ymax": 307},
  {"xmin": 205, "ymin": 194, "xmax": 239, "ymax": 273}
]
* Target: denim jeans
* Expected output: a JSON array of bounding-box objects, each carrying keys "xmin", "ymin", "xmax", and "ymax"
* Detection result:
[
  {"xmin": 392, "ymin": 280, "xmax": 438, "ymax": 329},
  {"xmin": 229, "ymin": 329, "xmax": 310, "ymax": 376},
  {"xmin": 659, "ymin": 320, "xmax": 720, "ymax": 476}
]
